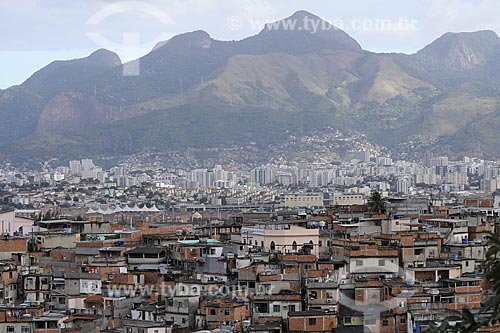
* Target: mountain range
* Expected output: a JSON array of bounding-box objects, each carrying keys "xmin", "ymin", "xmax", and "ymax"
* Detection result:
[{"xmin": 2, "ymin": 10, "xmax": 500, "ymax": 163}]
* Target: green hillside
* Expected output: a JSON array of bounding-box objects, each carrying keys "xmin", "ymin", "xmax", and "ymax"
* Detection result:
[{"xmin": 1, "ymin": 11, "xmax": 500, "ymax": 162}]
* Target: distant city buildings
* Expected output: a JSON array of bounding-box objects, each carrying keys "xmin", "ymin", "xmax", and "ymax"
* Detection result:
[
  {"xmin": 284, "ymin": 193, "xmax": 324, "ymax": 208},
  {"xmin": 0, "ymin": 152, "xmax": 500, "ymax": 332},
  {"xmin": 69, "ymin": 158, "xmax": 103, "ymax": 179}
]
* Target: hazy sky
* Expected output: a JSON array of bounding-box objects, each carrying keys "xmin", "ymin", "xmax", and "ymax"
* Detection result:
[{"xmin": 1, "ymin": 0, "xmax": 499, "ymax": 88}]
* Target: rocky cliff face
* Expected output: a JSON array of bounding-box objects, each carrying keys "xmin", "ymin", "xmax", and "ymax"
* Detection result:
[
  {"xmin": 416, "ymin": 30, "xmax": 500, "ymax": 70},
  {"xmin": 36, "ymin": 91, "xmax": 118, "ymax": 132}
]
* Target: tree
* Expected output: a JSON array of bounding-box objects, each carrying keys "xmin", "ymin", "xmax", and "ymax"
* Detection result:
[{"xmin": 367, "ymin": 190, "xmax": 386, "ymax": 214}]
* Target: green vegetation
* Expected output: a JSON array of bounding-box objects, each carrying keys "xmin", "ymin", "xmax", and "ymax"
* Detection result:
[
  {"xmin": 1, "ymin": 14, "xmax": 500, "ymax": 161},
  {"xmin": 367, "ymin": 190, "xmax": 386, "ymax": 214}
]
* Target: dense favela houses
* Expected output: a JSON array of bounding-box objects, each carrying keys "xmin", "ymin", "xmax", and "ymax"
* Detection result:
[
  {"xmin": 2, "ymin": 154, "xmax": 500, "ymax": 332},
  {"xmin": 6, "ymin": 0, "xmax": 500, "ymax": 330},
  {"xmin": 1, "ymin": 179, "xmax": 500, "ymax": 333}
]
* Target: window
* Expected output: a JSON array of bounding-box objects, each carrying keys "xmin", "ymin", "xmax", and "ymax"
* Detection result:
[
  {"xmin": 318, "ymin": 241, "xmax": 322, "ymax": 247},
  {"xmin": 273, "ymin": 305, "xmax": 280, "ymax": 313},
  {"xmin": 344, "ymin": 317, "xmax": 351, "ymax": 324},
  {"xmin": 7, "ymin": 327, "xmax": 15, "ymax": 333},
  {"xmin": 292, "ymin": 241, "xmax": 297, "ymax": 251},
  {"xmin": 288, "ymin": 305, "xmax": 296, "ymax": 312},
  {"xmin": 356, "ymin": 260, "xmax": 363, "ymax": 266},
  {"xmin": 414, "ymin": 249, "xmax": 424, "ymax": 255},
  {"xmin": 21, "ymin": 326, "xmax": 31, "ymax": 333},
  {"xmin": 210, "ymin": 309, "xmax": 216, "ymax": 315},
  {"xmin": 182, "ymin": 318, "xmax": 186, "ymax": 324},
  {"xmin": 466, "ymin": 261, "xmax": 469, "ymax": 267},
  {"xmin": 378, "ymin": 259, "xmax": 385, "ymax": 266},
  {"xmin": 382, "ymin": 319, "xmax": 389, "ymax": 326},
  {"xmin": 309, "ymin": 318, "xmax": 317, "ymax": 325},
  {"xmin": 224, "ymin": 309, "xmax": 230, "ymax": 315},
  {"xmin": 400, "ymin": 317, "xmax": 406, "ymax": 324},
  {"xmin": 270, "ymin": 241, "xmax": 276, "ymax": 251}
]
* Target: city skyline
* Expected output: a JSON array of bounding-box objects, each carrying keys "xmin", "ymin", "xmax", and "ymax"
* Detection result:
[{"xmin": 3, "ymin": 1, "xmax": 500, "ymax": 332}]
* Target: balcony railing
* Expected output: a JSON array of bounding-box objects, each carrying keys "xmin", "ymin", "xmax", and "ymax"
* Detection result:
[{"xmin": 408, "ymin": 302, "xmax": 449, "ymax": 311}]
